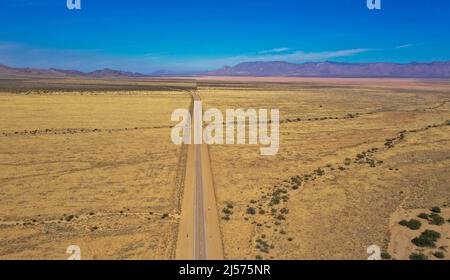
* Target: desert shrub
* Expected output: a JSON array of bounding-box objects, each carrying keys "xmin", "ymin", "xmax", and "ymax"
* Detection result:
[
  {"xmin": 315, "ymin": 168, "xmax": 324, "ymax": 176},
  {"xmin": 399, "ymin": 219, "xmax": 421, "ymax": 230},
  {"xmin": 259, "ymin": 209, "xmax": 266, "ymax": 215},
  {"xmin": 356, "ymin": 153, "xmax": 365, "ymax": 159},
  {"xmin": 222, "ymin": 208, "xmax": 232, "ymax": 215},
  {"xmin": 417, "ymin": 213, "xmax": 429, "ymax": 220},
  {"xmin": 280, "ymin": 207, "xmax": 289, "ymax": 214},
  {"xmin": 161, "ymin": 213, "xmax": 169, "ymax": 219},
  {"xmin": 270, "ymin": 196, "xmax": 281, "ymax": 205},
  {"xmin": 433, "ymin": 251, "xmax": 445, "ymax": 259},
  {"xmin": 256, "ymin": 238, "xmax": 270, "ymax": 253},
  {"xmin": 421, "ymin": 229, "xmax": 440, "ymax": 240},
  {"xmin": 412, "ymin": 236, "xmax": 434, "ymax": 247},
  {"xmin": 222, "ymin": 215, "xmax": 230, "ymax": 221},
  {"xmin": 275, "ymin": 214, "xmax": 286, "ymax": 220},
  {"xmin": 246, "ymin": 207, "xmax": 256, "ymax": 215},
  {"xmin": 384, "ymin": 139, "xmax": 393, "ymax": 148},
  {"xmin": 291, "ymin": 175, "xmax": 301, "ymax": 185},
  {"xmin": 429, "ymin": 213, "xmax": 445, "ymax": 225},
  {"xmin": 64, "ymin": 215, "xmax": 75, "ymax": 222},
  {"xmin": 412, "ymin": 230, "xmax": 440, "ymax": 247},
  {"xmin": 381, "ymin": 252, "xmax": 392, "ymax": 260},
  {"xmin": 430, "ymin": 206, "xmax": 441, "ymax": 213},
  {"xmin": 226, "ymin": 202, "xmax": 234, "ymax": 209},
  {"xmin": 409, "ymin": 252, "xmax": 428, "ymax": 260}
]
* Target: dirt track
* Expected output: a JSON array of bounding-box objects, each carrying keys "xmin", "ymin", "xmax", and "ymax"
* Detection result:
[{"xmin": 175, "ymin": 90, "xmax": 223, "ymax": 260}]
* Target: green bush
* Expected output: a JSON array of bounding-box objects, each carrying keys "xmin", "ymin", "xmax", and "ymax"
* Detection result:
[
  {"xmin": 222, "ymin": 208, "xmax": 232, "ymax": 215},
  {"xmin": 275, "ymin": 214, "xmax": 286, "ymax": 220},
  {"xmin": 381, "ymin": 252, "xmax": 392, "ymax": 260},
  {"xmin": 409, "ymin": 252, "xmax": 428, "ymax": 260},
  {"xmin": 430, "ymin": 206, "xmax": 441, "ymax": 213},
  {"xmin": 315, "ymin": 168, "xmax": 324, "ymax": 176},
  {"xmin": 421, "ymin": 229, "xmax": 440, "ymax": 240},
  {"xmin": 429, "ymin": 213, "xmax": 445, "ymax": 225},
  {"xmin": 417, "ymin": 213, "xmax": 429, "ymax": 220},
  {"xmin": 256, "ymin": 238, "xmax": 270, "ymax": 253},
  {"xmin": 433, "ymin": 251, "xmax": 445, "ymax": 259},
  {"xmin": 412, "ymin": 229, "xmax": 440, "ymax": 247},
  {"xmin": 246, "ymin": 207, "xmax": 256, "ymax": 215},
  {"xmin": 399, "ymin": 219, "xmax": 421, "ymax": 230},
  {"xmin": 412, "ymin": 236, "xmax": 434, "ymax": 247}
]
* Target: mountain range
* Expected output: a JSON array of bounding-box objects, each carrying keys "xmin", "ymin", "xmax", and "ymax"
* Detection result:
[
  {"xmin": 206, "ymin": 61, "xmax": 450, "ymax": 78},
  {"xmin": 2, "ymin": 61, "xmax": 450, "ymax": 78},
  {"xmin": 0, "ymin": 64, "xmax": 146, "ymax": 78}
]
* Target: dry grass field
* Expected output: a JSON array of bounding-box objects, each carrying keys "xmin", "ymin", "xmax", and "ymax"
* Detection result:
[
  {"xmin": 0, "ymin": 78, "xmax": 192, "ymax": 259},
  {"xmin": 0, "ymin": 76, "xmax": 448, "ymax": 260},
  {"xmin": 199, "ymin": 78, "xmax": 450, "ymax": 260}
]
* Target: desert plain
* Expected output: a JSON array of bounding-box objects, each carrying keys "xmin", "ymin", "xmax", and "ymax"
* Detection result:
[{"xmin": 0, "ymin": 76, "xmax": 449, "ymax": 260}]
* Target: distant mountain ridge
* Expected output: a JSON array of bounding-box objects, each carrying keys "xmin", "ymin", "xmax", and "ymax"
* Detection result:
[
  {"xmin": 0, "ymin": 64, "xmax": 147, "ymax": 78},
  {"xmin": 2, "ymin": 61, "xmax": 450, "ymax": 78},
  {"xmin": 206, "ymin": 61, "xmax": 450, "ymax": 78}
]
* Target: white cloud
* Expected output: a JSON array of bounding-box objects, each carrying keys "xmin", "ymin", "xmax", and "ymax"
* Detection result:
[
  {"xmin": 0, "ymin": 41, "xmax": 371, "ymax": 73},
  {"xmin": 259, "ymin": 47, "xmax": 291, "ymax": 54},
  {"xmin": 396, "ymin": 44, "xmax": 414, "ymax": 49},
  {"xmin": 169, "ymin": 48, "xmax": 371, "ymax": 71}
]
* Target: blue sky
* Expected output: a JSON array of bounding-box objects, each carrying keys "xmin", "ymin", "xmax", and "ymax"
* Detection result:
[{"xmin": 0, "ymin": 0, "xmax": 449, "ymax": 73}]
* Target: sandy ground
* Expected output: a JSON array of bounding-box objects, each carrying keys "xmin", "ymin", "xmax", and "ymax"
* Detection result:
[
  {"xmin": 199, "ymin": 78, "xmax": 450, "ymax": 259},
  {"xmin": 0, "ymin": 82, "xmax": 191, "ymax": 259}
]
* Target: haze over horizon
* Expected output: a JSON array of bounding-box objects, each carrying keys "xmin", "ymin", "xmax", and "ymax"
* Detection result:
[{"xmin": 1, "ymin": 0, "xmax": 450, "ymax": 73}]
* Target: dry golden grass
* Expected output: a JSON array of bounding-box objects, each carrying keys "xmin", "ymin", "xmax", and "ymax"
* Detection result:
[
  {"xmin": 199, "ymin": 78, "xmax": 450, "ymax": 260},
  {"xmin": 0, "ymin": 83, "xmax": 191, "ymax": 259}
]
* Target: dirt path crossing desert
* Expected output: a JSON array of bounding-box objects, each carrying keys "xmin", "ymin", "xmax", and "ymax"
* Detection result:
[{"xmin": 175, "ymin": 89, "xmax": 224, "ymax": 260}]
